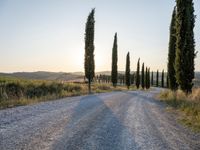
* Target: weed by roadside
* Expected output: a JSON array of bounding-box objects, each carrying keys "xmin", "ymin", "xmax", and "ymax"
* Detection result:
[
  {"xmin": 158, "ymin": 89, "xmax": 200, "ymax": 132},
  {"xmin": 0, "ymin": 76, "xmax": 134, "ymax": 109}
]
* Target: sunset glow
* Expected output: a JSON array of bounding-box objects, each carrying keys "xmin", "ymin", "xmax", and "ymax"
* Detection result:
[{"xmin": 0, "ymin": 0, "xmax": 199, "ymax": 73}]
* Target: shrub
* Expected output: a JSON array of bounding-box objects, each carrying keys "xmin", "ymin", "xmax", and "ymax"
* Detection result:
[
  {"xmin": 5, "ymin": 82, "xmax": 24, "ymax": 99},
  {"xmin": 189, "ymin": 88, "xmax": 200, "ymax": 102},
  {"xmin": 176, "ymin": 90, "xmax": 187, "ymax": 101},
  {"xmin": 64, "ymin": 83, "xmax": 82, "ymax": 92},
  {"xmin": 96, "ymin": 84, "xmax": 111, "ymax": 91},
  {"xmin": 49, "ymin": 82, "xmax": 63, "ymax": 95}
]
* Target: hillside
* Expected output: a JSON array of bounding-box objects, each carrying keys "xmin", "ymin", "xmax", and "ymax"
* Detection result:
[
  {"xmin": 0, "ymin": 71, "xmax": 83, "ymax": 81},
  {"xmin": 0, "ymin": 71, "xmax": 200, "ymax": 84}
]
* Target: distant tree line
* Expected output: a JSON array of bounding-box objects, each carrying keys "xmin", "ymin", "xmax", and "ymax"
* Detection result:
[{"xmin": 93, "ymin": 69, "xmax": 167, "ymax": 89}]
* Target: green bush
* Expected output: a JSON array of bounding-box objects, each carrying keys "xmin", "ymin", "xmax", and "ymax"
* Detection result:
[{"xmin": 5, "ymin": 82, "xmax": 24, "ymax": 99}]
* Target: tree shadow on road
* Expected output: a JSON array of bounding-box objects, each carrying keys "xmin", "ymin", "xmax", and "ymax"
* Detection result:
[{"xmin": 52, "ymin": 94, "xmax": 141, "ymax": 150}]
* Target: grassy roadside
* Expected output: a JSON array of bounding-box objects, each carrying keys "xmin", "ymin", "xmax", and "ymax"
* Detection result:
[
  {"xmin": 158, "ymin": 89, "xmax": 200, "ymax": 132},
  {"xmin": 0, "ymin": 76, "xmax": 133, "ymax": 109}
]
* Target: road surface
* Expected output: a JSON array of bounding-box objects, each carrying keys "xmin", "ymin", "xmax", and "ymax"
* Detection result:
[{"xmin": 0, "ymin": 89, "xmax": 200, "ymax": 150}]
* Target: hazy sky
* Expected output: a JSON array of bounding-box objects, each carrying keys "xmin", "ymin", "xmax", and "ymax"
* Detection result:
[{"xmin": 0, "ymin": 0, "xmax": 199, "ymax": 73}]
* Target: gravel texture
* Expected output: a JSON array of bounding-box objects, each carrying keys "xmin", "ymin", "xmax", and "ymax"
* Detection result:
[{"xmin": 0, "ymin": 88, "xmax": 200, "ymax": 150}]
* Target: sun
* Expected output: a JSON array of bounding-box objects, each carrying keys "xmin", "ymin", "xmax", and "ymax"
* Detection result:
[
  {"xmin": 73, "ymin": 51, "xmax": 104, "ymax": 71},
  {"xmin": 95, "ymin": 54, "xmax": 103, "ymax": 68}
]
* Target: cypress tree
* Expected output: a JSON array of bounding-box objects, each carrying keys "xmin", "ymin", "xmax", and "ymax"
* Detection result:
[
  {"xmin": 123, "ymin": 75, "xmax": 125, "ymax": 85},
  {"xmin": 141, "ymin": 63, "xmax": 145, "ymax": 89},
  {"xmin": 119, "ymin": 75, "xmax": 121, "ymax": 85},
  {"xmin": 156, "ymin": 70, "xmax": 159, "ymax": 87},
  {"xmin": 145, "ymin": 67, "xmax": 148, "ymax": 89},
  {"xmin": 111, "ymin": 33, "xmax": 118, "ymax": 87},
  {"xmin": 84, "ymin": 9, "xmax": 95, "ymax": 93},
  {"xmin": 175, "ymin": 0, "xmax": 196, "ymax": 93},
  {"xmin": 168, "ymin": 7, "xmax": 178, "ymax": 91},
  {"xmin": 136, "ymin": 58, "xmax": 140, "ymax": 89},
  {"xmin": 147, "ymin": 68, "xmax": 151, "ymax": 89},
  {"xmin": 166, "ymin": 74, "xmax": 169, "ymax": 88},
  {"xmin": 151, "ymin": 71, "xmax": 154, "ymax": 86},
  {"xmin": 131, "ymin": 73, "xmax": 135, "ymax": 85},
  {"xmin": 125, "ymin": 52, "xmax": 131, "ymax": 89},
  {"xmin": 161, "ymin": 70, "xmax": 164, "ymax": 88}
]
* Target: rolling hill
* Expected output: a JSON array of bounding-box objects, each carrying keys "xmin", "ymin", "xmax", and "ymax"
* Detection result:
[
  {"xmin": 0, "ymin": 71, "xmax": 200, "ymax": 85},
  {"xmin": 0, "ymin": 71, "xmax": 83, "ymax": 82}
]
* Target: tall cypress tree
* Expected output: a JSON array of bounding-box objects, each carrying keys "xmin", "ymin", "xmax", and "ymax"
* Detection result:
[
  {"xmin": 156, "ymin": 70, "xmax": 159, "ymax": 87},
  {"xmin": 168, "ymin": 7, "xmax": 178, "ymax": 91},
  {"xmin": 84, "ymin": 9, "xmax": 95, "ymax": 93},
  {"xmin": 131, "ymin": 73, "xmax": 135, "ymax": 85},
  {"xmin": 147, "ymin": 68, "xmax": 151, "ymax": 89},
  {"xmin": 123, "ymin": 75, "xmax": 125, "ymax": 85},
  {"xmin": 145, "ymin": 67, "xmax": 148, "ymax": 89},
  {"xmin": 175, "ymin": 0, "xmax": 196, "ymax": 93},
  {"xmin": 136, "ymin": 58, "xmax": 140, "ymax": 89},
  {"xmin": 111, "ymin": 33, "xmax": 118, "ymax": 87},
  {"xmin": 166, "ymin": 74, "xmax": 169, "ymax": 88},
  {"xmin": 141, "ymin": 63, "xmax": 145, "ymax": 89},
  {"xmin": 125, "ymin": 52, "xmax": 131, "ymax": 89},
  {"xmin": 161, "ymin": 70, "xmax": 164, "ymax": 88},
  {"xmin": 151, "ymin": 71, "xmax": 154, "ymax": 86}
]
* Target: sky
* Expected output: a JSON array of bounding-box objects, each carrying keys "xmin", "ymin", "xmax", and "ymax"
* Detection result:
[{"xmin": 0, "ymin": 0, "xmax": 199, "ymax": 73}]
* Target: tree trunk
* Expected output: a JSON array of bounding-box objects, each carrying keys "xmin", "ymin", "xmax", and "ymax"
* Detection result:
[{"xmin": 88, "ymin": 79, "xmax": 91, "ymax": 94}]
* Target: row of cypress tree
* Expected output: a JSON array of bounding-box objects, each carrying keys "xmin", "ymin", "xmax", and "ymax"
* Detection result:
[
  {"xmin": 84, "ymin": 9, "xmax": 134, "ymax": 91},
  {"xmin": 84, "ymin": 8, "xmax": 165, "ymax": 93},
  {"xmin": 135, "ymin": 60, "xmax": 166, "ymax": 89},
  {"xmin": 111, "ymin": 36, "xmax": 155, "ymax": 90},
  {"xmin": 141, "ymin": 63, "xmax": 151, "ymax": 89},
  {"xmin": 96, "ymin": 71, "xmax": 166, "ymax": 88},
  {"xmin": 84, "ymin": 0, "xmax": 196, "ymax": 93},
  {"xmin": 168, "ymin": 0, "xmax": 196, "ymax": 93},
  {"xmin": 109, "ymin": 30, "xmax": 157, "ymax": 89}
]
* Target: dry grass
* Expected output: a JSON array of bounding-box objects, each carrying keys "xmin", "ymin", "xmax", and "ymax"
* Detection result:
[
  {"xmin": 0, "ymin": 78, "xmax": 134, "ymax": 109},
  {"xmin": 158, "ymin": 88, "xmax": 200, "ymax": 132},
  {"xmin": 189, "ymin": 88, "xmax": 200, "ymax": 102}
]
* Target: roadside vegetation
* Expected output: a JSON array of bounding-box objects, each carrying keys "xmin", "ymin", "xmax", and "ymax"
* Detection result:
[
  {"xmin": 156, "ymin": 0, "xmax": 199, "ymax": 132},
  {"xmin": 0, "ymin": 76, "xmax": 130, "ymax": 109},
  {"xmin": 159, "ymin": 89, "xmax": 200, "ymax": 132}
]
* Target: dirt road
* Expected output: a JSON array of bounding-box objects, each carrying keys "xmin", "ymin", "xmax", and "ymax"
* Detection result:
[{"xmin": 0, "ymin": 89, "xmax": 200, "ymax": 150}]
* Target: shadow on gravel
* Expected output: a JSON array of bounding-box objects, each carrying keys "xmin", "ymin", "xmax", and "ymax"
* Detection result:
[
  {"xmin": 52, "ymin": 94, "xmax": 140, "ymax": 150},
  {"xmin": 124, "ymin": 91, "xmax": 165, "ymax": 107},
  {"xmin": 124, "ymin": 91, "xmax": 200, "ymax": 150}
]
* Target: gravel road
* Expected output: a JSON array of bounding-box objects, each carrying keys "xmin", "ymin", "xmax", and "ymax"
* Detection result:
[{"xmin": 0, "ymin": 88, "xmax": 200, "ymax": 150}]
